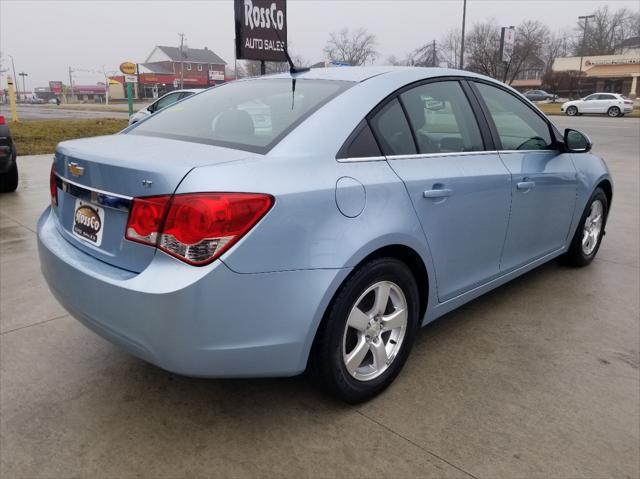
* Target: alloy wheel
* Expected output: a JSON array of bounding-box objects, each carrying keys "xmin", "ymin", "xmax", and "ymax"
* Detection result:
[
  {"xmin": 342, "ymin": 281, "xmax": 408, "ymax": 382},
  {"xmin": 582, "ymin": 199, "xmax": 604, "ymax": 256}
]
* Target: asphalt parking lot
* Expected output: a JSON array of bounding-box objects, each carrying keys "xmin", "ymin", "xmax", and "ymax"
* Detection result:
[{"xmin": 1, "ymin": 116, "xmax": 638, "ymax": 478}]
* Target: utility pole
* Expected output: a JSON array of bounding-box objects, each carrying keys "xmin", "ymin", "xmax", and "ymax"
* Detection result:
[
  {"xmin": 432, "ymin": 40, "xmax": 437, "ymax": 67},
  {"xmin": 18, "ymin": 72, "xmax": 28, "ymax": 100},
  {"xmin": 577, "ymin": 14, "xmax": 595, "ymax": 98},
  {"xmin": 68, "ymin": 66, "xmax": 74, "ymax": 103},
  {"xmin": 9, "ymin": 55, "xmax": 18, "ymax": 100},
  {"xmin": 179, "ymin": 32, "xmax": 185, "ymax": 89},
  {"xmin": 459, "ymin": 0, "xmax": 467, "ymax": 70}
]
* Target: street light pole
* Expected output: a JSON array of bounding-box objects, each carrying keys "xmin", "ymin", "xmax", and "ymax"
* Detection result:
[
  {"xmin": 577, "ymin": 14, "xmax": 595, "ymax": 97},
  {"xmin": 18, "ymin": 72, "xmax": 28, "ymax": 100},
  {"xmin": 459, "ymin": 0, "xmax": 467, "ymax": 69}
]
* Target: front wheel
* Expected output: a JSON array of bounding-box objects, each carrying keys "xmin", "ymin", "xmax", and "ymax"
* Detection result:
[
  {"xmin": 607, "ymin": 106, "xmax": 621, "ymax": 117},
  {"xmin": 564, "ymin": 188, "xmax": 608, "ymax": 266},
  {"xmin": 311, "ymin": 258, "xmax": 420, "ymax": 403},
  {"xmin": 566, "ymin": 106, "xmax": 578, "ymax": 116}
]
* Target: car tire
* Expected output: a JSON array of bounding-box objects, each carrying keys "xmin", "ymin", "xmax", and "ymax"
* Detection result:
[
  {"xmin": 0, "ymin": 158, "xmax": 18, "ymax": 193},
  {"xmin": 311, "ymin": 257, "xmax": 420, "ymax": 403},
  {"xmin": 566, "ymin": 106, "xmax": 578, "ymax": 116},
  {"xmin": 564, "ymin": 188, "xmax": 608, "ymax": 267},
  {"xmin": 607, "ymin": 106, "xmax": 621, "ymax": 117}
]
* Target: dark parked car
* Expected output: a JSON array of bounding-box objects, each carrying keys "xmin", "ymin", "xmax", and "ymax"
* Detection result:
[
  {"xmin": 524, "ymin": 90, "xmax": 556, "ymax": 102},
  {"xmin": 0, "ymin": 115, "xmax": 18, "ymax": 192}
]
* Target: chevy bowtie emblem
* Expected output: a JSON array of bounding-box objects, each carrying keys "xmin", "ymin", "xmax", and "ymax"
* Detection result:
[{"xmin": 68, "ymin": 162, "xmax": 85, "ymax": 177}]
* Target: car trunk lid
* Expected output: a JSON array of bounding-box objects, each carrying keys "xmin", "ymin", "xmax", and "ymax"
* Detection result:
[{"xmin": 52, "ymin": 134, "xmax": 255, "ymax": 272}]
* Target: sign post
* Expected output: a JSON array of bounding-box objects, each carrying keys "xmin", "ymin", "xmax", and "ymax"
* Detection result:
[
  {"xmin": 234, "ymin": 0, "xmax": 288, "ymax": 74},
  {"xmin": 6, "ymin": 76, "xmax": 18, "ymax": 122},
  {"xmin": 120, "ymin": 62, "xmax": 137, "ymax": 117}
]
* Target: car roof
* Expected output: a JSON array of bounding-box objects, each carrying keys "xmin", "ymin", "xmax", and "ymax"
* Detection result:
[{"xmin": 264, "ymin": 66, "xmax": 482, "ymax": 83}]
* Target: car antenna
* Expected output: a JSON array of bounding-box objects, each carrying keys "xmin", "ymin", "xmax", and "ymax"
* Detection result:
[{"xmin": 273, "ymin": 29, "xmax": 309, "ymax": 109}]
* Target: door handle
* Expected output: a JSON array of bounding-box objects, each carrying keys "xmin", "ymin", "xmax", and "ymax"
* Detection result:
[
  {"xmin": 516, "ymin": 181, "xmax": 536, "ymax": 191},
  {"xmin": 423, "ymin": 188, "xmax": 452, "ymax": 199}
]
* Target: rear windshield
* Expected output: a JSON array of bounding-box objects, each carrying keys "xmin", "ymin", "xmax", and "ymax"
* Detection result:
[{"xmin": 128, "ymin": 78, "xmax": 352, "ymax": 153}]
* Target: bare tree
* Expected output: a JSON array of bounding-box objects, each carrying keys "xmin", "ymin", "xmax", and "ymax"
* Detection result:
[
  {"xmin": 541, "ymin": 30, "xmax": 570, "ymax": 73},
  {"xmin": 324, "ymin": 28, "xmax": 377, "ymax": 66},
  {"xmin": 238, "ymin": 54, "xmax": 308, "ymax": 78},
  {"xmin": 440, "ymin": 28, "xmax": 462, "ymax": 69},
  {"xmin": 465, "ymin": 19, "xmax": 549, "ymax": 84},
  {"xmin": 572, "ymin": 6, "xmax": 636, "ymax": 56},
  {"xmin": 387, "ymin": 41, "xmax": 440, "ymax": 67}
]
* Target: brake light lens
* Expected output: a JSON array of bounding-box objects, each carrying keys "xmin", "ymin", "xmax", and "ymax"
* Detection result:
[
  {"xmin": 126, "ymin": 193, "xmax": 273, "ymax": 265},
  {"xmin": 0, "ymin": 115, "xmax": 5, "ymax": 125},
  {"xmin": 50, "ymin": 162, "xmax": 58, "ymax": 206}
]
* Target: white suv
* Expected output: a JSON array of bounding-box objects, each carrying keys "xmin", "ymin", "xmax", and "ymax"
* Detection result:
[
  {"xmin": 561, "ymin": 93, "xmax": 634, "ymax": 117},
  {"xmin": 128, "ymin": 89, "xmax": 204, "ymax": 125}
]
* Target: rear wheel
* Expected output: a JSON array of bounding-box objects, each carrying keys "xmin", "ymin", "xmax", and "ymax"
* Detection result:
[
  {"xmin": 566, "ymin": 106, "xmax": 578, "ymax": 116},
  {"xmin": 607, "ymin": 106, "xmax": 621, "ymax": 117},
  {"xmin": 564, "ymin": 188, "xmax": 608, "ymax": 266},
  {"xmin": 311, "ymin": 258, "xmax": 420, "ymax": 403},
  {"xmin": 0, "ymin": 159, "xmax": 18, "ymax": 193}
]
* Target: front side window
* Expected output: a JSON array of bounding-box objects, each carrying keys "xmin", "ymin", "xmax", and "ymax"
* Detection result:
[
  {"xmin": 475, "ymin": 82, "xmax": 553, "ymax": 151},
  {"xmin": 400, "ymin": 81, "xmax": 484, "ymax": 154},
  {"xmin": 130, "ymin": 79, "xmax": 352, "ymax": 153},
  {"xmin": 584, "ymin": 94, "xmax": 598, "ymax": 101},
  {"xmin": 369, "ymin": 98, "xmax": 416, "ymax": 156}
]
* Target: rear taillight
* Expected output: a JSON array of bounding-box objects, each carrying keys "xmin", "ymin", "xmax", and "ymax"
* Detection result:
[
  {"xmin": 126, "ymin": 193, "xmax": 273, "ymax": 265},
  {"xmin": 0, "ymin": 116, "xmax": 5, "ymax": 125},
  {"xmin": 50, "ymin": 162, "xmax": 58, "ymax": 206}
]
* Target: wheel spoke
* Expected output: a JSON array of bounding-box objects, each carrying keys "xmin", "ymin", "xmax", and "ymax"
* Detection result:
[
  {"xmin": 582, "ymin": 231, "xmax": 590, "ymax": 247},
  {"xmin": 345, "ymin": 337, "xmax": 369, "ymax": 375},
  {"xmin": 371, "ymin": 283, "xmax": 391, "ymax": 316},
  {"xmin": 370, "ymin": 340, "xmax": 388, "ymax": 369},
  {"xmin": 382, "ymin": 308, "xmax": 407, "ymax": 330},
  {"xmin": 347, "ymin": 307, "xmax": 370, "ymax": 332}
]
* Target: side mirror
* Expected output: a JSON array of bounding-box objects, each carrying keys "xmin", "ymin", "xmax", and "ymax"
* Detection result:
[
  {"xmin": 147, "ymin": 103, "xmax": 156, "ymax": 113},
  {"xmin": 564, "ymin": 128, "xmax": 592, "ymax": 153}
]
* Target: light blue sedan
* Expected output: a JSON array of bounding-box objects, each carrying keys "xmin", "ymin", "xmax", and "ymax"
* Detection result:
[{"xmin": 38, "ymin": 67, "xmax": 612, "ymax": 402}]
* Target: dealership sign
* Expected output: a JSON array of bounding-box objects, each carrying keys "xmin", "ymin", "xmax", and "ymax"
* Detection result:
[{"xmin": 234, "ymin": 0, "xmax": 287, "ymax": 62}]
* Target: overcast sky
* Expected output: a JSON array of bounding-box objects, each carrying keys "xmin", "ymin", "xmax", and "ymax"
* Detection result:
[{"xmin": 2, "ymin": 0, "xmax": 639, "ymax": 90}]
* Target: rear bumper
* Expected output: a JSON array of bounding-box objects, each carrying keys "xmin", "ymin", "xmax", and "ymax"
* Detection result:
[{"xmin": 37, "ymin": 207, "xmax": 349, "ymax": 377}]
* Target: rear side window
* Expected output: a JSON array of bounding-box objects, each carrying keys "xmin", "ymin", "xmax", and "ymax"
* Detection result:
[
  {"xmin": 130, "ymin": 79, "xmax": 352, "ymax": 154},
  {"xmin": 400, "ymin": 81, "xmax": 484, "ymax": 153},
  {"xmin": 598, "ymin": 94, "xmax": 615, "ymax": 100},
  {"xmin": 337, "ymin": 121, "xmax": 381, "ymax": 159},
  {"xmin": 475, "ymin": 82, "xmax": 553, "ymax": 151},
  {"xmin": 369, "ymin": 98, "xmax": 417, "ymax": 156}
]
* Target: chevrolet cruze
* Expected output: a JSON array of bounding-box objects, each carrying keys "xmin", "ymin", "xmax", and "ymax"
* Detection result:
[{"xmin": 38, "ymin": 67, "xmax": 612, "ymax": 402}]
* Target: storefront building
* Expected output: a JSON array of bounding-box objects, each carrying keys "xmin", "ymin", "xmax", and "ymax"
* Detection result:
[
  {"xmin": 553, "ymin": 52, "xmax": 640, "ymax": 98},
  {"xmin": 110, "ymin": 45, "xmax": 228, "ymax": 99}
]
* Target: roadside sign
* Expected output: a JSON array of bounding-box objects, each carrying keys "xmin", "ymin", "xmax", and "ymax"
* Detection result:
[
  {"xmin": 500, "ymin": 27, "xmax": 516, "ymax": 63},
  {"xmin": 234, "ymin": 0, "xmax": 287, "ymax": 62},
  {"xmin": 120, "ymin": 62, "xmax": 137, "ymax": 75},
  {"xmin": 124, "ymin": 74, "xmax": 137, "ymax": 83},
  {"xmin": 209, "ymin": 70, "xmax": 225, "ymax": 81}
]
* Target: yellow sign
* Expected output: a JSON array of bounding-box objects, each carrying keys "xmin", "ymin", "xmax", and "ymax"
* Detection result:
[{"xmin": 119, "ymin": 62, "xmax": 137, "ymax": 75}]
